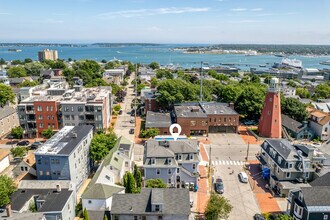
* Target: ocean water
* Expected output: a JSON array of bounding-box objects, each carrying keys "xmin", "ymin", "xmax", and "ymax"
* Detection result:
[{"xmin": 1, "ymin": 44, "xmax": 329, "ymax": 70}]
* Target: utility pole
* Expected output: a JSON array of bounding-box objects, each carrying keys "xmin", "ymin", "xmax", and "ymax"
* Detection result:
[
  {"xmin": 208, "ymin": 144, "xmax": 212, "ymax": 177},
  {"xmin": 200, "ymin": 61, "xmax": 203, "ymax": 102},
  {"xmin": 246, "ymin": 141, "xmax": 250, "ymax": 162}
]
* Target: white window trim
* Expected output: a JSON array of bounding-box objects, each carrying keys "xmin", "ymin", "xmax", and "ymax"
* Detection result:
[{"xmin": 156, "ymin": 169, "xmax": 161, "ymax": 175}]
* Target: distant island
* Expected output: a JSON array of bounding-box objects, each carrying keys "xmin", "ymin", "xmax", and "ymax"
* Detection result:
[
  {"xmin": 91, "ymin": 43, "xmax": 161, "ymax": 47},
  {"xmin": 174, "ymin": 44, "xmax": 330, "ymax": 56},
  {"xmin": 0, "ymin": 43, "xmax": 87, "ymax": 47}
]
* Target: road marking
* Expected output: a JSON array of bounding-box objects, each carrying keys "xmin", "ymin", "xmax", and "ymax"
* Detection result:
[
  {"xmin": 215, "ymin": 161, "xmax": 218, "ymax": 165},
  {"xmin": 229, "ymin": 161, "xmax": 233, "ymax": 165},
  {"xmin": 212, "ymin": 161, "xmax": 214, "ymax": 166},
  {"xmin": 222, "ymin": 160, "xmax": 226, "ymax": 165},
  {"xmin": 218, "ymin": 160, "xmax": 222, "ymax": 165},
  {"xmin": 233, "ymin": 161, "xmax": 237, "ymax": 165},
  {"xmin": 211, "ymin": 160, "xmax": 245, "ymax": 167},
  {"xmin": 226, "ymin": 161, "xmax": 229, "ymax": 165}
]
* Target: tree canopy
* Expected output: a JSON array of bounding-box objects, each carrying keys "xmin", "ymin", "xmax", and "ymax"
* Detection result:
[
  {"xmin": 7, "ymin": 66, "xmax": 27, "ymax": 77},
  {"xmin": 10, "ymin": 146, "xmax": 28, "ymax": 158},
  {"xmin": 140, "ymin": 128, "xmax": 160, "ymax": 138},
  {"xmin": 0, "ymin": 175, "xmax": 17, "ymax": 207},
  {"xmin": 123, "ymin": 172, "xmax": 136, "ymax": 193},
  {"xmin": 41, "ymin": 128, "xmax": 55, "ymax": 139},
  {"xmin": 205, "ymin": 193, "xmax": 233, "ymax": 220},
  {"xmin": 11, "ymin": 126, "xmax": 24, "ymax": 139},
  {"xmin": 314, "ymin": 83, "xmax": 330, "ymax": 99},
  {"xmin": 149, "ymin": 62, "xmax": 160, "ymax": 70},
  {"xmin": 24, "ymin": 62, "xmax": 45, "ymax": 76},
  {"xmin": 89, "ymin": 132, "xmax": 117, "ymax": 162},
  {"xmin": 18, "ymin": 80, "xmax": 39, "ymax": 88},
  {"xmin": 281, "ymin": 97, "xmax": 308, "ymax": 122},
  {"xmin": 0, "ymin": 83, "xmax": 16, "ymax": 107},
  {"xmin": 295, "ymin": 87, "xmax": 310, "ymax": 98}
]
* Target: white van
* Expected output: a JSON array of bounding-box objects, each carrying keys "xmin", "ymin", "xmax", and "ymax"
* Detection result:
[{"xmin": 238, "ymin": 172, "xmax": 248, "ymax": 183}]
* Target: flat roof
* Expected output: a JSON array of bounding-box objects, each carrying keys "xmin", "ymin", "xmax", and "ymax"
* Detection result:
[
  {"xmin": 200, "ymin": 102, "xmax": 238, "ymax": 115},
  {"xmin": 35, "ymin": 125, "xmax": 93, "ymax": 156},
  {"xmin": 146, "ymin": 111, "xmax": 172, "ymax": 128},
  {"xmin": 174, "ymin": 103, "xmax": 207, "ymax": 118}
]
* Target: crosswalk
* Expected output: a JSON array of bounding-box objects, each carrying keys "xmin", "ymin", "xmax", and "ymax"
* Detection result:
[{"xmin": 211, "ymin": 160, "xmax": 244, "ymax": 166}]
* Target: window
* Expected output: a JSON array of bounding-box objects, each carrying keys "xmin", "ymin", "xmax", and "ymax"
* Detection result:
[
  {"xmin": 71, "ymin": 106, "xmax": 74, "ymax": 112},
  {"xmin": 298, "ymin": 192, "xmax": 303, "ymax": 202},
  {"xmin": 177, "ymin": 168, "xmax": 180, "ymax": 173},
  {"xmin": 47, "ymin": 115, "xmax": 50, "ymax": 120},
  {"xmin": 39, "ymin": 123, "xmax": 44, "ymax": 128},
  {"xmin": 114, "ymin": 157, "xmax": 118, "ymax": 162},
  {"xmin": 192, "ymin": 164, "xmax": 196, "ymax": 170},
  {"xmin": 190, "ymin": 121, "xmax": 196, "ymax": 126},
  {"xmin": 325, "ymin": 127, "xmax": 328, "ymax": 132},
  {"xmin": 304, "ymin": 172, "xmax": 309, "ymax": 178},
  {"xmin": 224, "ymin": 117, "xmax": 226, "ymax": 122},
  {"xmin": 156, "ymin": 169, "xmax": 161, "ymax": 175},
  {"xmin": 79, "ymin": 115, "xmax": 84, "ymax": 120},
  {"xmin": 269, "ymin": 98, "xmax": 273, "ymax": 102},
  {"xmin": 105, "ymin": 175, "xmax": 110, "ymax": 180},
  {"xmin": 20, "ymin": 167, "xmax": 25, "ymax": 171},
  {"xmin": 88, "ymin": 200, "xmax": 92, "ymax": 204},
  {"xmin": 125, "ymin": 161, "xmax": 129, "ymax": 167},
  {"xmin": 39, "ymin": 171, "xmax": 43, "ymax": 176},
  {"xmin": 50, "ymin": 106, "xmax": 53, "ymax": 111},
  {"xmin": 288, "ymin": 162, "xmax": 293, "ymax": 169},
  {"xmin": 78, "ymin": 106, "xmax": 83, "ymax": 112},
  {"xmin": 46, "ymin": 171, "xmax": 50, "ymax": 176},
  {"xmin": 64, "ymin": 107, "xmax": 69, "ymax": 112},
  {"xmin": 52, "ymin": 116, "xmax": 55, "ymax": 120},
  {"xmin": 142, "ymin": 217, "xmax": 146, "ymax": 220},
  {"xmin": 155, "ymin": 205, "xmax": 160, "ymax": 212},
  {"xmin": 178, "ymin": 154, "xmax": 182, "ymax": 160},
  {"xmin": 267, "ymin": 111, "xmax": 271, "ymax": 115},
  {"xmin": 64, "ymin": 115, "xmax": 70, "ymax": 120},
  {"xmin": 202, "ymin": 121, "xmax": 207, "ymax": 126},
  {"xmin": 190, "ymin": 154, "xmax": 194, "ymax": 160},
  {"xmin": 71, "ymin": 115, "xmax": 75, "ymax": 120},
  {"xmin": 168, "ymin": 169, "xmax": 172, "ymax": 175},
  {"xmin": 46, "ymin": 106, "xmax": 49, "ymax": 111},
  {"xmin": 277, "ymin": 167, "xmax": 280, "ymax": 174},
  {"xmin": 209, "ymin": 118, "xmax": 211, "ymax": 122},
  {"xmin": 277, "ymin": 156, "xmax": 282, "ymax": 164},
  {"xmin": 168, "ymin": 178, "xmax": 171, "ymax": 184},
  {"xmin": 37, "ymin": 106, "xmax": 42, "ymax": 111},
  {"xmin": 55, "ymin": 159, "xmax": 60, "ymax": 164},
  {"xmin": 286, "ymin": 172, "xmax": 291, "ymax": 178},
  {"xmin": 134, "ymin": 216, "xmax": 138, "ymax": 220},
  {"xmin": 38, "ymin": 115, "xmax": 43, "ymax": 120},
  {"xmin": 324, "ymin": 215, "xmax": 328, "ymax": 220}
]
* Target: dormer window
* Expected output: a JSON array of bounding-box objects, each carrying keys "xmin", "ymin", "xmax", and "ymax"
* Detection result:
[
  {"xmin": 189, "ymin": 154, "xmax": 194, "ymax": 160},
  {"xmin": 298, "ymin": 192, "xmax": 303, "ymax": 202},
  {"xmin": 178, "ymin": 154, "xmax": 182, "ymax": 161},
  {"xmin": 288, "ymin": 162, "xmax": 293, "ymax": 169},
  {"xmin": 168, "ymin": 158, "xmax": 172, "ymax": 165},
  {"xmin": 277, "ymin": 156, "xmax": 282, "ymax": 164},
  {"xmin": 154, "ymin": 205, "xmax": 162, "ymax": 212},
  {"xmin": 151, "ymin": 158, "xmax": 156, "ymax": 165}
]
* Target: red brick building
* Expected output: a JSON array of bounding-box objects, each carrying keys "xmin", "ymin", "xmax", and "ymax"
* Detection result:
[
  {"xmin": 34, "ymin": 99, "xmax": 61, "ymax": 138},
  {"xmin": 258, "ymin": 78, "xmax": 282, "ymax": 138},
  {"xmin": 145, "ymin": 111, "xmax": 171, "ymax": 135},
  {"xmin": 141, "ymin": 88, "xmax": 159, "ymax": 114}
]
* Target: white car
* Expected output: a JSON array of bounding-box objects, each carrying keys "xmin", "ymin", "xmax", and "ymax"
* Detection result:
[{"xmin": 238, "ymin": 172, "xmax": 248, "ymax": 183}]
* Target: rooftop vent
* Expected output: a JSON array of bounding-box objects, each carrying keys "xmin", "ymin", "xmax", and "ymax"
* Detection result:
[
  {"xmin": 56, "ymin": 184, "xmax": 61, "ymax": 192},
  {"xmin": 71, "ymin": 132, "xmax": 77, "ymax": 138}
]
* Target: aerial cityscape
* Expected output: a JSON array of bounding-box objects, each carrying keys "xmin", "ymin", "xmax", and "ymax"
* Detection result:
[{"xmin": 0, "ymin": 1, "xmax": 330, "ymax": 220}]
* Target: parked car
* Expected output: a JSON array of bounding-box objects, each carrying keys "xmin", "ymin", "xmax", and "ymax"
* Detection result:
[
  {"xmin": 238, "ymin": 172, "xmax": 248, "ymax": 183},
  {"xmin": 6, "ymin": 140, "xmax": 18, "ymax": 145},
  {"xmin": 253, "ymin": 214, "xmax": 265, "ymax": 220},
  {"xmin": 214, "ymin": 178, "xmax": 224, "ymax": 194},
  {"xmin": 243, "ymin": 120, "xmax": 257, "ymax": 126},
  {"xmin": 129, "ymin": 128, "xmax": 135, "ymax": 134},
  {"xmin": 119, "ymin": 110, "xmax": 123, "ymax": 115},
  {"xmin": 17, "ymin": 140, "xmax": 30, "ymax": 146},
  {"xmin": 29, "ymin": 141, "xmax": 43, "ymax": 150}
]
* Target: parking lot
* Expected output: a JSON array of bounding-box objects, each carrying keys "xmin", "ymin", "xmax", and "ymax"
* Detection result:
[{"xmin": 206, "ymin": 133, "xmax": 261, "ymax": 220}]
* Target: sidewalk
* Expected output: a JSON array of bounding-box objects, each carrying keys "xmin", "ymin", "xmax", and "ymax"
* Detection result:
[
  {"xmin": 248, "ymin": 160, "xmax": 281, "ymax": 213},
  {"xmin": 197, "ymin": 143, "xmax": 210, "ymax": 215},
  {"xmin": 238, "ymin": 126, "xmax": 263, "ymax": 145}
]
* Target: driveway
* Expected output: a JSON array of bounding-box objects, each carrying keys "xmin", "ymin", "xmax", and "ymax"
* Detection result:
[{"xmin": 207, "ymin": 133, "xmax": 260, "ymax": 220}]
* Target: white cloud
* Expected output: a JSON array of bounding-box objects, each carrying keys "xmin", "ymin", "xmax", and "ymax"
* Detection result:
[
  {"xmin": 229, "ymin": 20, "xmax": 263, "ymax": 23},
  {"xmin": 0, "ymin": 12, "xmax": 10, "ymax": 15},
  {"xmin": 230, "ymin": 8, "xmax": 247, "ymax": 12},
  {"xmin": 251, "ymin": 8, "xmax": 263, "ymax": 11},
  {"xmin": 97, "ymin": 7, "xmax": 210, "ymax": 19}
]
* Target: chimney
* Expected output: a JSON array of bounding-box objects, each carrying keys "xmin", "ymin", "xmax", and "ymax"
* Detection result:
[
  {"xmin": 56, "ymin": 184, "xmax": 61, "ymax": 192},
  {"xmin": 71, "ymin": 132, "xmax": 77, "ymax": 138},
  {"xmin": 229, "ymin": 102, "xmax": 234, "ymax": 110},
  {"xmin": 6, "ymin": 204, "xmax": 12, "ymax": 217}
]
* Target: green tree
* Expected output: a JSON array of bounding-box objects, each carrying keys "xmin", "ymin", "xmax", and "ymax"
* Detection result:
[
  {"xmin": 113, "ymin": 105, "xmax": 121, "ymax": 112},
  {"xmin": 90, "ymin": 132, "xmax": 117, "ymax": 163},
  {"xmin": 85, "ymin": 78, "xmax": 109, "ymax": 87},
  {"xmin": 41, "ymin": 128, "xmax": 54, "ymax": 139},
  {"xmin": 140, "ymin": 128, "xmax": 160, "ymax": 138},
  {"xmin": 146, "ymin": 179, "xmax": 167, "ymax": 188},
  {"xmin": 263, "ymin": 75, "xmax": 272, "ymax": 84},
  {"xmin": 149, "ymin": 62, "xmax": 160, "ymax": 70},
  {"xmin": 151, "ymin": 77, "xmax": 158, "ymax": 87},
  {"xmin": 10, "ymin": 146, "xmax": 28, "ymax": 158},
  {"xmin": 24, "ymin": 58, "xmax": 33, "ymax": 63},
  {"xmin": 235, "ymin": 85, "xmax": 266, "ymax": 120},
  {"xmin": 11, "ymin": 126, "xmax": 24, "ymax": 139},
  {"xmin": 101, "ymin": 59, "xmax": 107, "ymax": 63},
  {"xmin": 24, "ymin": 62, "xmax": 45, "ymax": 76},
  {"xmin": 281, "ymin": 97, "xmax": 308, "ymax": 122},
  {"xmin": 0, "ymin": 58, "xmax": 6, "ymax": 65},
  {"xmin": 11, "ymin": 60, "xmax": 22, "ymax": 65},
  {"xmin": 314, "ymin": 83, "xmax": 330, "ymax": 99},
  {"xmin": 156, "ymin": 69, "xmax": 173, "ymax": 79},
  {"xmin": 133, "ymin": 164, "xmax": 142, "ymax": 189},
  {"xmin": 104, "ymin": 215, "xmax": 108, "ymax": 220},
  {"xmin": 83, "ymin": 208, "xmax": 89, "ymax": 220},
  {"xmin": 18, "ymin": 80, "xmax": 39, "ymax": 88},
  {"xmin": 0, "ymin": 175, "xmax": 17, "ymax": 207},
  {"xmin": 296, "ymin": 88, "xmax": 310, "ymax": 98},
  {"xmin": 276, "ymin": 214, "xmax": 293, "ymax": 220},
  {"xmin": 216, "ymin": 84, "xmax": 243, "ymax": 103},
  {"xmin": 123, "ymin": 172, "xmax": 136, "ymax": 193},
  {"xmin": 205, "ymin": 193, "xmax": 233, "ymax": 220},
  {"xmin": 0, "ymin": 84, "xmax": 16, "ymax": 107},
  {"xmin": 7, "ymin": 66, "xmax": 27, "ymax": 77}
]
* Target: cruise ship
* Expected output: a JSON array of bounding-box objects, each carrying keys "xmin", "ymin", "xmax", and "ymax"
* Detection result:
[{"xmin": 280, "ymin": 58, "xmax": 302, "ymax": 68}]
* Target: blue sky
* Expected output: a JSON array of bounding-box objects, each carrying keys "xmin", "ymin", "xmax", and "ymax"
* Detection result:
[{"xmin": 1, "ymin": 0, "xmax": 330, "ymax": 44}]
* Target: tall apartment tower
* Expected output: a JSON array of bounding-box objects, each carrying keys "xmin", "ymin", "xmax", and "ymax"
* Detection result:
[
  {"xmin": 38, "ymin": 49, "xmax": 58, "ymax": 61},
  {"xmin": 258, "ymin": 77, "xmax": 282, "ymax": 138}
]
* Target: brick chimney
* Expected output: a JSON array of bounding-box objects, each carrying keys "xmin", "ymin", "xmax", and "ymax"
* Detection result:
[
  {"xmin": 6, "ymin": 204, "xmax": 12, "ymax": 217},
  {"xmin": 229, "ymin": 102, "xmax": 234, "ymax": 110}
]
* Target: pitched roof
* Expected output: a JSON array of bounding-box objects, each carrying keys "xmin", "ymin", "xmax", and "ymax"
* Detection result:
[
  {"xmin": 310, "ymin": 172, "xmax": 330, "ymax": 187},
  {"xmin": 266, "ymin": 139, "xmax": 297, "ymax": 159},
  {"xmin": 11, "ymin": 188, "xmax": 73, "ymax": 212},
  {"xmin": 146, "ymin": 140, "xmax": 199, "ymax": 158},
  {"xmin": 301, "ymin": 186, "xmax": 330, "ymax": 206},
  {"xmin": 281, "ymin": 114, "xmax": 305, "ymax": 133},
  {"xmin": 0, "ymin": 149, "xmax": 9, "ymax": 161},
  {"xmin": 81, "ymin": 183, "xmax": 124, "ymax": 199},
  {"xmin": 0, "ymin": 106, "xmax": 16, "ymax": 120},
  {"xmin": 111, "ymin": 188, "xmax": 190, "ymax": 215}
]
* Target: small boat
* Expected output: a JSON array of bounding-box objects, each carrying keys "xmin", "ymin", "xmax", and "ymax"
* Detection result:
[
  {"xmin": 259, "ymin": 64, "xmax": 267, "ymax": 67},
  {"xmin": 8, "ymin": 49, "xmax": 22, "ymax": 52},
  {"xmin": 320, "ymin": 61, "xmax": 330, "ymax": 66}
]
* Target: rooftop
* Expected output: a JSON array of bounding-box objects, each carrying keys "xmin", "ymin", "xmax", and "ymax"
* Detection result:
[
  {"xmin": 146, "ymin": 111, "xmax": 172, "ymax": 128},
  {"xmin": 11, "ymin": 188, "xmax": 73, "ymax": 213},
  {"xmin": 301, "ymin": 186, "xmax": 330, "ymax": 207},
  {"xmin": 281, "ymin": 114, "xmax": 306, "ymax": 133},
  {"xmin": 200, "ymin": 102, "xmax": 238, "ymax": 115},
  {"xmin": 34, "ymin": 125, "xmax": 93, "ymax": 156},
  {"xmin": 0, "ymin": 106, "xmax": 16, "ymax": 120},
  {"xmin": 0, "ymin": 149, "xmax": 9, "ymax": 161},
  {"xmin": 265, "ymin": 139, "xmax": 300, "ymax": 160},
  {"xmin": 61, "ymin": 87, "xmax": 111, "ymax": 104},
  {"xmin": 174, "ymin": 103, "xmax": 207, "ymax": 118},
  {"xmin": 111, "ymin": 188, "xmax": 190, "ymax": 216}
]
